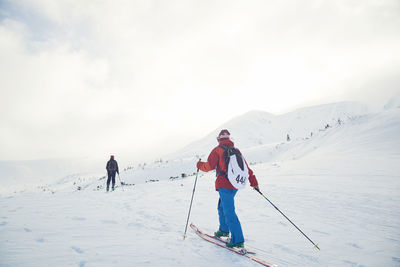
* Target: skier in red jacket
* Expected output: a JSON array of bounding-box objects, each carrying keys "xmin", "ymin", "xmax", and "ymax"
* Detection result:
[{"xmin": 197, "ymin": 129, "xmax": 259, "ymax": 248}]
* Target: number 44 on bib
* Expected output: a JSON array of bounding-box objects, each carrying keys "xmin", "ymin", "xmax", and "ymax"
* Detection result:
[{"xmin": 219, "ymin": 145, "xmax": 249, "ymax": 190}]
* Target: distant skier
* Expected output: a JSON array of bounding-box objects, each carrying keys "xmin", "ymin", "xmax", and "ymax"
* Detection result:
[
  {"xmin": 196, "ymin": 129, "xmax": 259, "ymax": 248},
  {"xmin": 106, "ymin": 155, "xmax": 119, "ymax": 191}
]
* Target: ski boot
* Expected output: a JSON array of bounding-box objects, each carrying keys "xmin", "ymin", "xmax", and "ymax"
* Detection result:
[
  {"xmin": 106, "ymin": 185, "xmax": 109, "ymax": 192},
  {"xmin": 227, "ymin": 241, "xmax": 244, "ymax": 248},
  {"xmin": 214, "ymin": 230, "xmax": 229, "ymax": 238}
]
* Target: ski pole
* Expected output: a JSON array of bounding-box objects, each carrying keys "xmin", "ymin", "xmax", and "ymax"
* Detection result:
[
  {"xmin": 254, "ymin": 188, "xmax": 320, "ymax": 250},
  {"xmin": 183, "ymin": 160, "xmax": 201, "ymax": 240},
  {"xmin": 118, "ymin": 174, "xmax": 124, "ymax": 191}
]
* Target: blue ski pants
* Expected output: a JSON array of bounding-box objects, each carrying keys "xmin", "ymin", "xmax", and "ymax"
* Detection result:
[{"xmin": 217, "ymin": 188, "xmax": 244, "ymax": 244}]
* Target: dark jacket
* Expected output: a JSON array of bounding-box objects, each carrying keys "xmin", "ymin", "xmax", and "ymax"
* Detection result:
[{"xmin": 106, "ymin": 159, "xmax": 119, "ymax": 174}]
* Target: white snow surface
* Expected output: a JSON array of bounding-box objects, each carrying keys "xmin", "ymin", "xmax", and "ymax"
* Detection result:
[
  {"xmin": 384, "ymin": 90, "xmax": 400, "ymax": 110},
  {"xmin": 1, "ymin": 103, "xmax": 400, "ymax": 266}
]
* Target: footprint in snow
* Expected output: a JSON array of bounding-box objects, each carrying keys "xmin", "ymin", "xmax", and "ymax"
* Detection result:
[
  {"xmin": 101, "ymin": 220, "xmax": 117, "ymax": 224},
  {"xmin": 71, "ymin": 217, "xmax": 86, "ymax": 221},
  {"xmin": 343, "ymin": 260, "xmax": 358, "ymax": 266},
  {"xmin": 79, "ymin": 261, "xmax": 86, "ymax": 267},
  {"xmin": 24, "ymin": 228, "xmax": 32, "ymax": 232},
  {"xmin": 278, "ymin": 221, "xmax": 287, "ymax": 227},
  {"xmin": 128, "ymin": 222, "xmax": 142, "ymax": 227},
  {"xmin": 312, "ymin": 229, "xmax": 330, "ymax": 236},
  {"xmin": 299, "ymin": 253, "xmax": 319, "ymax": 262},
  {"xmin": 9, "ymin": 207, "xmax": 23, "ymax": 212},
  {"xmin": 71, "ymin": 246, "xmax": 84, "ymax": 254},
  {"xmin": 0, "ymin": 221, "xmax": 7, "ymax": 226},
  {"xmin": 274, "ymin": 244, "xmax": 295, "ymax": 254},
  {"xmin": 347, "ymin": 243, "xmax": 362, "ymax": 249},
  {"xmin": 36, "ymin": 238, "xmax": 45, "ymax": 243},
  {"xmin": 124, "ymin": 203, "xmax": 132, "ymax": 211}
]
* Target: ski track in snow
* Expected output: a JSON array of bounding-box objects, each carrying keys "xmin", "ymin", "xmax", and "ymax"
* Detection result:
[
  {"xmin": 0, "ymin": 170, "xmax": 399, "ymax": 267},
  {"xmin": 0, "ymin": 107, "xmax": 399, "ymax": 266}
]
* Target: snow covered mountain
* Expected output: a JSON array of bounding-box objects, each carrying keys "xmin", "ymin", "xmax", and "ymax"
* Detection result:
[
  {"xmin": 0, "ymin": 101, "xmax": 380, "ymax": 192},
  {"xmin": 115, "ymin": 101, "xmax": 372, "ymax": 185},
  {"xmin": 384, "ymin": 90, "xmax": 400, "ymax": 110},
  {"xmin": 0, "ymin": 157, "xmax": 105, "ymax": 194},
  {"xmin": 174, "ymin": 101, "xmax": 370, "ymax": 158},
  {"xmin": 1, "ymin": 99, "xmax": 399, "ymax": 266}
]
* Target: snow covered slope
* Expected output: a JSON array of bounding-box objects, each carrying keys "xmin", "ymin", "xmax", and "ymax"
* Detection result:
[
  {"xmin": 1, "ymin": 101, "xmax": 399, "ymax": 266},
  {"xmin": 384, "ymin": 90, "xmax": 400, "ymax": 110},
  {"xmin": 0, "ymin": 158, "xmax": 104, "ymax": 195},
  {"xmin": 0, "ymin": 101, "xmax": 371, "ymax": 191},
  {"xmin": 0, "ymin": 106, "xmax": 399, "ymax": 266},
  {"xmin": 116, "ymin": 101, "xmax": 373, "ymax": 185},
  {"xmin": 174, "ymin": 102, "xmax": 369, "ymax": 158}
]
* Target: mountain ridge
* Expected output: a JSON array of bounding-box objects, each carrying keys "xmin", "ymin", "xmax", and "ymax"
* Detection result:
[{"xmin": 170, "ymin": 101, "xmax": 370, "ymax": 159}]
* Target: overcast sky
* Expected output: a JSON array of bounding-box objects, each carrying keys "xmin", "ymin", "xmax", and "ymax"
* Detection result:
[{"xmin": 1, "ymin": 0, "xmax": 399, "ymax": 162}]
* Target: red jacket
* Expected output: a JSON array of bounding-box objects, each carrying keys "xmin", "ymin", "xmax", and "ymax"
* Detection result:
[{"xmin": 197, "ymin": 139, "xmax": 258, "ymax": 190}]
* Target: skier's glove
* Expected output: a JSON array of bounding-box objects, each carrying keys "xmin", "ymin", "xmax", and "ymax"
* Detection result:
[
  {"xmin": 196, "ymin": 161, "xmax": 203, "ymax": 170},
  {"xmin": 252, "ymin": 185, "xmax": 259, "ymax": 191}
]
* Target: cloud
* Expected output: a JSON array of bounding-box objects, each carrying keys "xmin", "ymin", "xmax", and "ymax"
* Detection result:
[{"xmin": 1, "ymin": 0, "xmax": 400, "ymax": 161}]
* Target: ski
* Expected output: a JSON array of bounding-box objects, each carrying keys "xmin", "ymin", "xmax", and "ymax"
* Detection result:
[
  {"xmin": 202, "ymin": 232, "xmax": 256, "ymax": 254},
  {"xmin": 190, "ymin": 223, "xmax": 277, "ymax": 267}
]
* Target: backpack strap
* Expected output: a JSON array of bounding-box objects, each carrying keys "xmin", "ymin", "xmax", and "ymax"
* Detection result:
[{"xmin": 216, "ymin": 145, "xmax": 233, "ymax": 179}]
